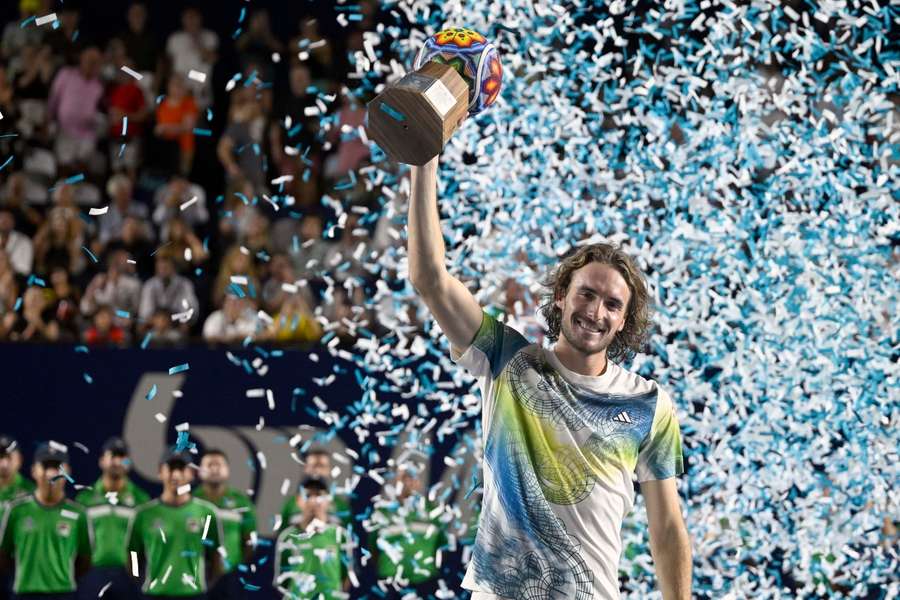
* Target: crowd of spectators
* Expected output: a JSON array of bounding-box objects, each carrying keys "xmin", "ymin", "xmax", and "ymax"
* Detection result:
[{"xmin": 0, "ymin": 0, "xmax": 396, "ymax": 349}]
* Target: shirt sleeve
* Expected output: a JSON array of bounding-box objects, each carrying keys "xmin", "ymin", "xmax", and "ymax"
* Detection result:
[
  {"xmin": 0, "ymin": 505, "xmax": 14, "ymax": 554},
  {"xmin": 636, "ymin": 387, "xmax": 685, "ymax": 482},
  {"xmin": 450, "ymin": 310, "xmax": 530, "ymax": 379}
]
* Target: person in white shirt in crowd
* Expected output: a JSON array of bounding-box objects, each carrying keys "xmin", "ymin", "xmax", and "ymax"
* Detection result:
[
  {"xmin": 202, "ymin": 294, "xmax": 258, "ymax": 344},
  {"xmin": 0, "ymin": 209, "xmax": 33, "ymax": 276},
  {"xmin": 80, "ymin": 248, "xmax": 142, "ymax": 327},
  {"xmin": 98, "ymin": 174, "xmax": 150, "ymax": 246},
  {"xmin": 138, "ymin": 251, "xmax": 199, "ymax": 334},
  {"xmin": 165, "ymin": 6, "xmax": 218, "ymax": 109}
]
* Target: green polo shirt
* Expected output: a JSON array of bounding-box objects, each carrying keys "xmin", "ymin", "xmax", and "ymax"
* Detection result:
[
  {"xmin": 125, "ymin": 498, "xmax": 223, "ymax": 596},
  {"xmin": 0, "ymin": 495, "xmax": 93, "ymax": 593},
  {"xmin": 75, "ymin": 477, "xmax": 150, "ymax": 568},
  {"xmin": 193, "ymin": 487, "xmax": 257, "ymax": 572},
  {"xmin": 369, "ymin": 496, "xmax": 446, "ymax": 584},
  {"xmin": 274, "ymin": 523, "xmax": 345, "ymax": 599}
]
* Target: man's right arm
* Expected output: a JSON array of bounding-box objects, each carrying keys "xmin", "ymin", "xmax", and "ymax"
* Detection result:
[{"xmin": 407, "ymin": 156, "xmax": 483, "ymax": 356}]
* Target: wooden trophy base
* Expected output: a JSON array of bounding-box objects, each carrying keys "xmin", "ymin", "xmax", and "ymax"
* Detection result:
[{"xmin": 366, "ymin": 61, "xmax": 469, "ymax": 166}]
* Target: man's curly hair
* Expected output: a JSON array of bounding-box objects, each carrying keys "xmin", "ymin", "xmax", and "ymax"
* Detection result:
[{"xmin": 538, "ymin": 242, "xmax": 654, "ymax": 364}]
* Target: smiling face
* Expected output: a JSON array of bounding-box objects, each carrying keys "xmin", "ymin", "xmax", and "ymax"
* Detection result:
[{"xmin": 554, "ymin": 262, "xmax": 630, "ymax": 358}]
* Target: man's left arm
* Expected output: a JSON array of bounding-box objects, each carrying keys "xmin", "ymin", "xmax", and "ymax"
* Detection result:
[{"xmin": 641, "ymin": 477, "xmax": 692, "ymax": 600}]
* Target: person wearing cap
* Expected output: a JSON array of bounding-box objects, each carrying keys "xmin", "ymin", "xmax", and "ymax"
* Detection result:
[
  {"xmin": 0, "ymin": 436, "xmax": 35, "ymax": 512},
  {"xmin": 193, "ymin": 449, "xmax": 257, "ymax": 600},
  {"xmin": 273, "ymin": 477, "xmax": 347, "ymax": 599},
  {"xmin": 366, "ymin": 453, "xmax": 447, "ymax": 599},
  {"xmin": 0, "ymin": 443, "xmax": 93, "ymax": 600},
  {"xmin": 75, "ymin": 437, "xmax": 150, "ymax": 600},
  {"xmin": 125, "ymin": 450, "xmax": 224, "ymax": 599},
  {"xmin": 279, "ymin": 447, "xmax": 352, "ymax": 532}
]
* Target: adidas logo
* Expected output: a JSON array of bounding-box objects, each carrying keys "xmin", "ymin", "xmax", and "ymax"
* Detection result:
[{"xmin": 612, "ymin": 411, "xmax": 633, "ymax": 424}]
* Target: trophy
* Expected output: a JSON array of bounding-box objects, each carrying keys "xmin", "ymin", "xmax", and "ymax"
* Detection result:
[{"xmin": 366, "ymin": 27, "xmax": 503, "ymax": 166}]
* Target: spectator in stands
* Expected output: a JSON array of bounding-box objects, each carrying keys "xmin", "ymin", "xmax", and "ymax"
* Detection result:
[
  {"xmin": 47, "ymin": 266, "xmax": 80, "ymax": 341},
  {"xmin": 165, "ymin": 6, "xmax": 218, "ymax": 109},
  {"xmin": 213, "ymin": 245, "xmax": 260, "ymax": 309},
  {"xmin": 1, "ymin": 174, "xmax": 43, "ymax": 238},
  {"xmin": 152, "ymin": 174, "xmax": 209, "ymax": 233},
  {"xmin": 44, "ymin": 7, "xmax": 84, "ymax": 67},
  {"xmin": 323, "ymin": 212, "xmax": 371, "ymax": 284},
  {"xmin": 235, "ymin": 9, "xmax": 283, "ymax": 77},
  {"xmin": 269, "ymin": 65, "xmax": 323, "ymax": 212},
  {"xmin": 260, "ymin": 254, "xmax": 296, "ymax": 313},
  {"xmin": 120, "ymin": 2, "xmax": 159, "ymax": 80},
  {"xmin": 154, "ymin": 74, "xmax": 199, "ymax": 176},
  {"xmin": 106, "ymin": 57, "xmax": 149, "ymax": 178},
  {"xmin": 0, "ymin": 250, "xmax": 19, "ymax": 339},
  {"xmin": 47, "ymin": 45, "xmax": 104, "ymax": 176},
  {"xmin": 98, "ymin": 174, "xmax": 151, "ymax": 246},
  {"xmin": 0, "ymin": 63, "xmax": 16, "ymax": 138},
  {"xmin": 138, "ymin": 252, "xmax": 199, "ymax": 333},
  {"xmin": 82, "ymin": 305, "xmax": 128, "ymax": 346},
  {"xmin": 6, "ymin": 286, "xmax": 60, "ymax": 342},
  {"xmin": 324, "ymin": 89, "xmax": 369, "ymax": 180},
  {"xmin": 218, "ymin": 86, "xmax": 269, "ymax": 193},
  {"xmin": 288, "ymin": 213, "xmax": 331, "ymax": 281},
  {"xmin": 261, "ymin": 289, "xmax": 322, "ymax": 344},
  {"xmin": 217, "ymin": 177, "xmax": 261, "ymax": 247},
  {"xmin": 0, "ymin": 209, "xmax": 33, "ymax": 277},
  {"xmin": 102, "ymin": 216, "xmax": 155, "ymax": 280},
  {"xmin": 161, "ymin": 216, "xmax": 208, "ymax": 273},
  {"xmin": 241, "ymin": 210, "xmax": 271, "ymax": 257},
  {"xmin": 80, "ymin": 248, "xmax": 142, "ymax": 327},
  {"xmin": 1, "ymin": 1, "xmax": 45, "ymax": 70},
  {"xmin": 11, "ymin": 44, "xmax": 54, "ymax": 145},
  {"xmin": 289, "ymin": 18, "xmax": 334, "ymax": 84},
  {"xmin": 146, "ymin": 308, "xmax": 185, "ymax": 346},
  {"xmin": 202, "ymin": 294, "xmax": 257, "ymax": 344},
  {"xmin": 32, "ymin": 209, "xmax": 85, "ymax": 278}
]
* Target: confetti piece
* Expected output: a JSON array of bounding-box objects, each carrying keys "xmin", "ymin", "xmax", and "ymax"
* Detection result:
[
  {"xmin": 35, "ymin": 13, "xmax": 57, "ymax": 26},
  {"xmin": 187, "ymin": 70, "xmax": 207, "ymax": 83},
  {"xmin": 89, "ymin": 206, "xmax": 109, "ymax": 216},
  {"xmin": 168, "ymin": 363, "xmax": 190, "ymax": 375},
  {"xmin": 120, "ymin": 65, "xmax": 142, "ymax": 80},
  {"xmin": 81, "ymin": 246, "xmax": 98, "ymax": 263},
  {"xmin": 145, "ymin": 384, "xmax": 158, "ymax": 401},
  {"xmin": 179, "ymin": 196, "xmax": 199, "ymax": 211}
]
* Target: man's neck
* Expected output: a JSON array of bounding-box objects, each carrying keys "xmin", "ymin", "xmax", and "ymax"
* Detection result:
[
  {"xmin": 35, "ymin": 487, "xmax": 64, "ymax": 506},
  {"xmin": 102, "ymin": 474, "xmax": 127, "ymax": 493},
  {"xmin": 0, "ymin": 472, "xmax": 17, "ymax": 488},
  {"xmin": 201, "ymin": 482, "xmax": 226, "ymax": 501},
  {"xmin": 552, "ymin": 342, "xmax": 608, "ymax": 377},
  {"xmin": 160, "ymin": 490, "xmax": 191, "ymax": 506}
]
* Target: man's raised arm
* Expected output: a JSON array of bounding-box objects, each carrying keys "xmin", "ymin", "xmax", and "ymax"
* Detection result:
[{"xmin": 407, "ymin": 156, "xmax": 483, "ymax": 355}]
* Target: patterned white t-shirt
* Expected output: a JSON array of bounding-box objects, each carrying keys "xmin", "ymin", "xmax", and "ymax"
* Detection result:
[{"xmin": 451, "ymin": 311, "xmax": 685, "ymax": 600}]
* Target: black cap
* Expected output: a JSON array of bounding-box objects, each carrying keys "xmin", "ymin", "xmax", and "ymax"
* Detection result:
[
  {"xmin": 0, "ymin": 435, "xmax": 17, "ymax": 455},
  {"xmin": 300, "ymin": 476, "xmax": 328, "ymax": 493},
  {"xmin": 159, "ymin": 448, "xmax": 192, "ymax": 467},
  {"xmin": 101, "ymin": 437, "xmax": 129, "ymax": 456},
  {"xmin": 34, "ymin": 442, "xmax": 69, "ymax": 465}
]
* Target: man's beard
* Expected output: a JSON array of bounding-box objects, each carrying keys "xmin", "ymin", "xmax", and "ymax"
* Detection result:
[{"xmin": 560, "ymin": 313, "xmax": 609, "ymax": 356}]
